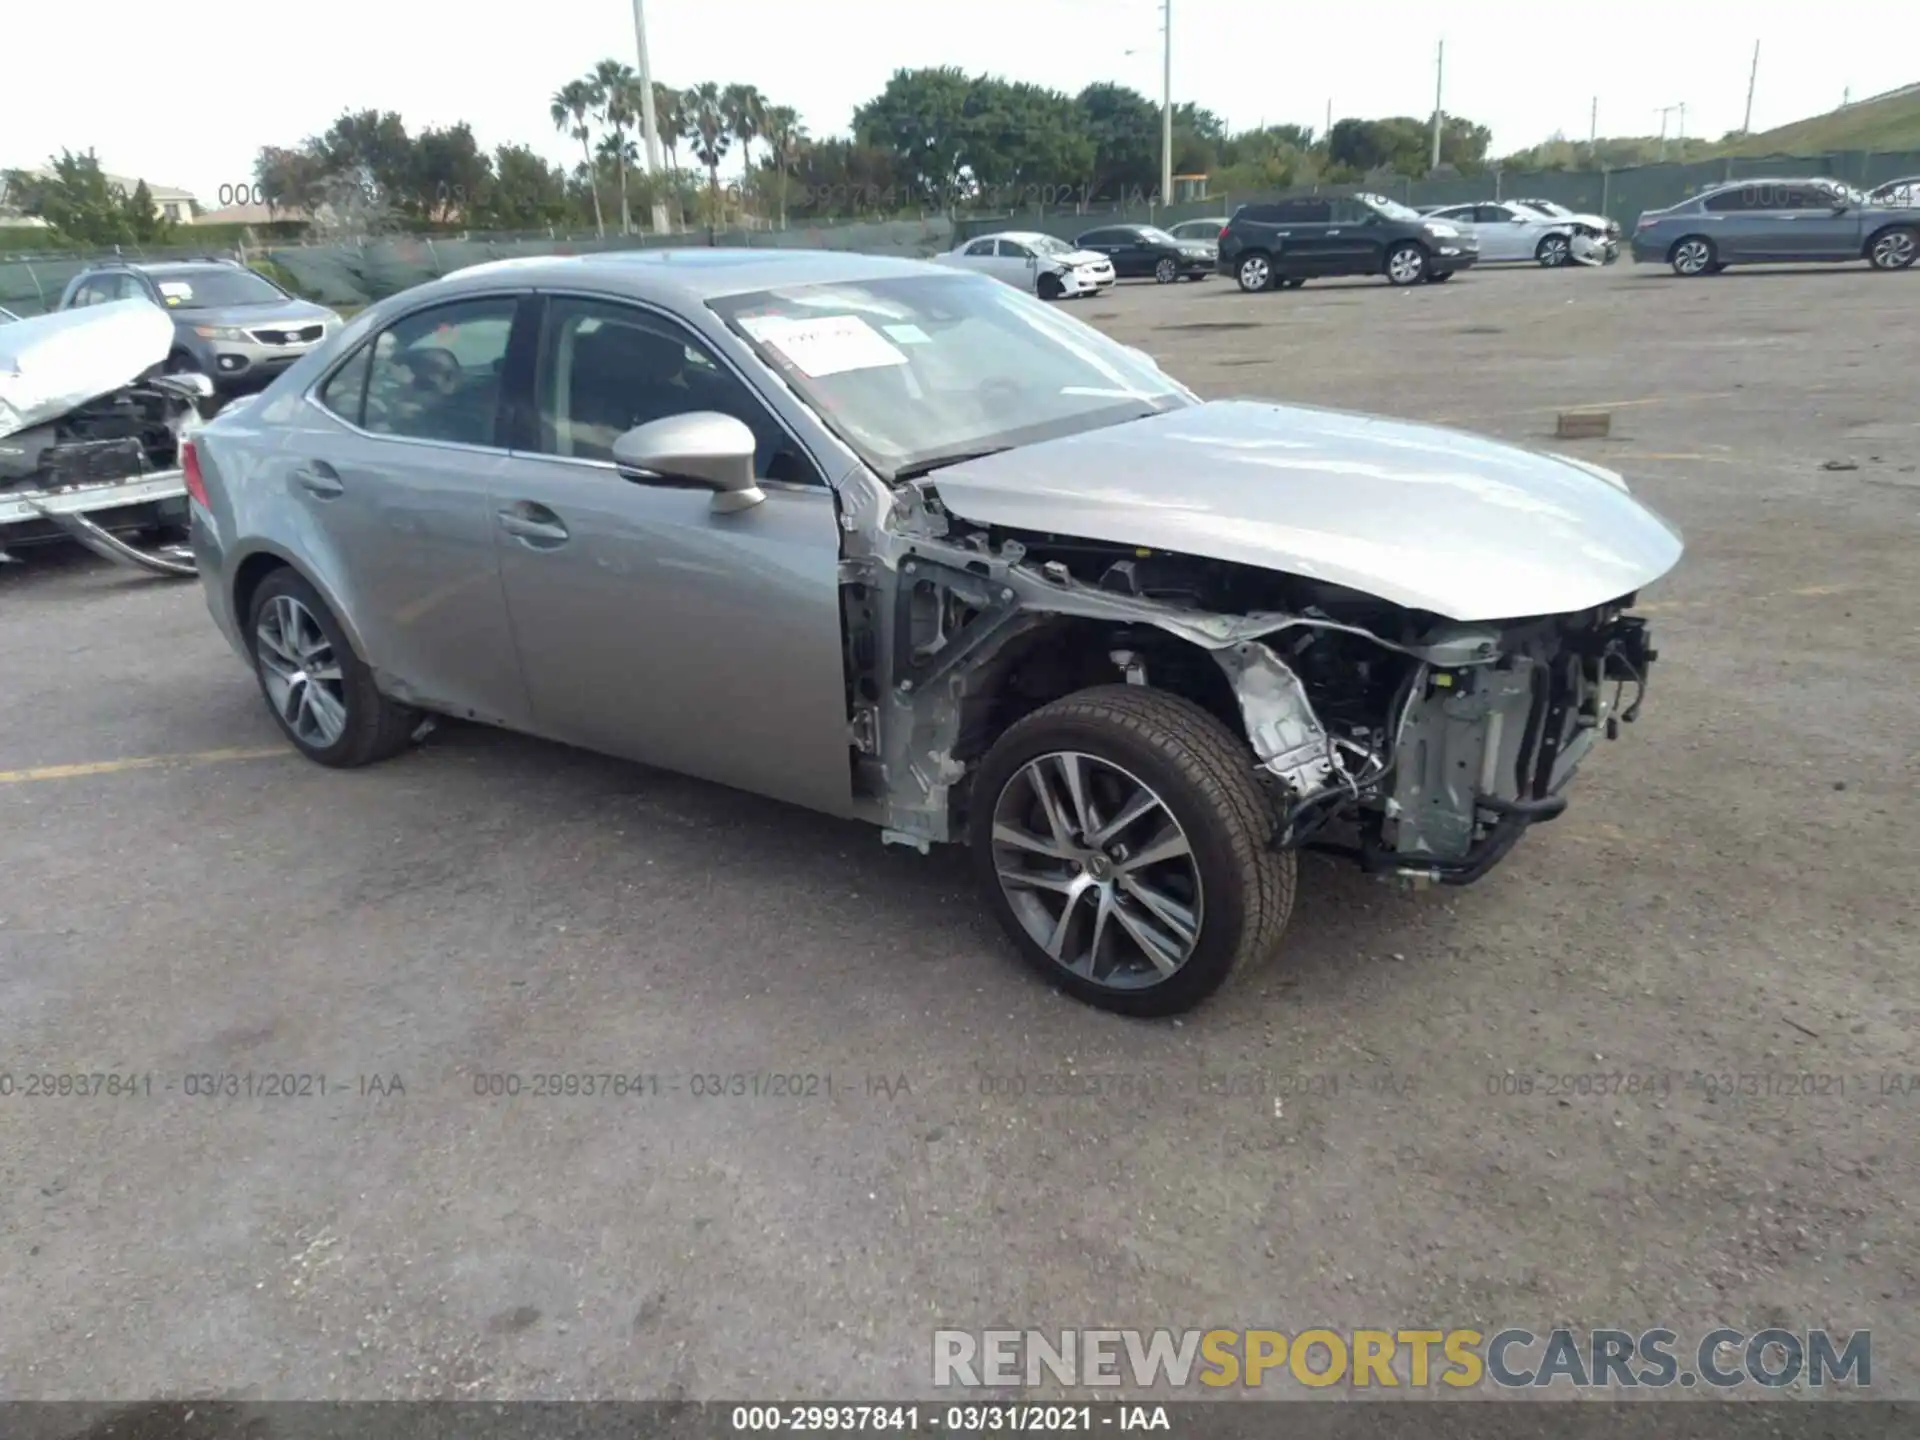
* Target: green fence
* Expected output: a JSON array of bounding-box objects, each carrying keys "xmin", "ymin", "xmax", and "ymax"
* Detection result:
[{"xmin": 0, "ymin": 216, "xmax": 957, "ymax": 316}]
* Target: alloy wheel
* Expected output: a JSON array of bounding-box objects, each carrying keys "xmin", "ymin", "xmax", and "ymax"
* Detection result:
[
  {"xmin": 1238, "ymin": 255, "xmax": 1271, "ymax": 291},
  {"xmin": 1673, "ymin": 239, "xmax": 1712, "ymax": 275},
  {"xmin": 1538, "ymin": 235, "xmax": 1570, "ymax": 267},
  {"xmin": 1387, "ymin": 245, "xmax": 1425, "ymax": 284},
  {"xmin": 1155, "ymin": 257, "xmax": 1178, "ymax": 283},
  {"xmin": 989, "ymin": 751, "xmax": 1204, "ymax": 991},
  {"xmin": 256, "ymin": 594, "xmax": 349, "ymax": 748},
  {"xmin": 1870, "ymin": 230, "xmax": 1917, "ymax": 269}
]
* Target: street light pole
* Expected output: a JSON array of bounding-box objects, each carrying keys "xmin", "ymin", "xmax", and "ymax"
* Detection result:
[
  {"xmin": 1160, "ymin": 0, "xmax": 1172, "ymax": 209},
  {"xmin": 1430, "ymin": 40, "xmax": 1445, "ymax": 170},
  {"xmin": 630, "ymin": 0, "xmax": 672, "ymax": 233},
  {"xmin": 1743, "ymin": 40, "xmax": 1760, "ymax": 133}
]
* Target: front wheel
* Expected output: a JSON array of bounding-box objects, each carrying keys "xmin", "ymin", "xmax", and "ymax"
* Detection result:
[
  {"xmin": 1385, "ymin": 242, "xmax": 1427, "ymax": 285},
  {"xmin": 1154, "ymin": 256, "xmax": 1178, "ymax": 283},
  {"xmin": 1867, "ymin": 226, "xmax": 1918, "ymax": 270},
  {"xmin": 248, "ymin": 568, "xmax": 419, "ymax": 768},
  {"xmin": 969, "ymin": 686, "xmax": 1296, "ymax": 1016},
  {"xmin": 1670, "ymin": 236, "xmax": 1717, "ymax": 276},
  {"xmin": 1536, "ymin": 234, "xmax": 1572, "ymax": 267},
  {"xmin": 1036, "ymin": 271, "xmax": 1064, "ymax": 301}
]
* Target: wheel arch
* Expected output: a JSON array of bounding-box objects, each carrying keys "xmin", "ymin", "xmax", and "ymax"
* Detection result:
[
  {"xmin": 229, "ymin": 542, "xmax": 372, "ymax": 669},
  {"xmin": 1863, "ymin": 222, "xmax": 1918, "ymax": 263}
]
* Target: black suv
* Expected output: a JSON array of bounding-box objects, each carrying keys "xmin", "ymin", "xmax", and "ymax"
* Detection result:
[
  {"xmin": 1073, "ymin": 223, "xmax": 1216, "ymax": 282},
  {"xmin": 59, "ymin": 259, "xmax": 342, "ymax": 395},
  {"xmin": 1217, "ymin": 191, "xmax": 1479, "ymax": 291}
]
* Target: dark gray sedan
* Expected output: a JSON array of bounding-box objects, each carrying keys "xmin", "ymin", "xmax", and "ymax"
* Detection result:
[
  {"xmin": 184, "ymin": 250, "xmax": 1680, "ymax": 1015},
  {"xmin": 1630, "ymin": 177, "xmax": 1919, "ymax": 275}
]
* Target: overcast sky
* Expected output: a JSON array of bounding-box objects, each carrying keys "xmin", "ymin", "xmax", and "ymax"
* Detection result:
[{"xmin": 5, "ymin": 0, "xmax": 1909, "ymax": 201}]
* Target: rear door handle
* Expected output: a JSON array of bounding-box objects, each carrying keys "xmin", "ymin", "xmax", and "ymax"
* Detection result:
[
  {"xmin": 496, "ymin": 505, "xmax": 570, "ymax": 547},
  {"xmin": 293, "ymin": 461, "xmax": 343, "ymax": 498}
]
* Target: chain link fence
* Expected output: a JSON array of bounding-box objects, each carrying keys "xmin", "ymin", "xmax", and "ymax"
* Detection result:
[{"xmin": 0, "ymin": 217, "xmax": 956, "ymax": 316}]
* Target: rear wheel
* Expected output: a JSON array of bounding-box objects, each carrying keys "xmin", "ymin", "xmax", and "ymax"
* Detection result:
[
  {"xmin": 1385, "ymin": 242, "xmax": 1427, "ymax": 285},
  {"xmin": 1867, "ymin": 226, "xmax": 1917, "ymax": 270},
  {"xmin": 1153, "ymin": 256, "xmax": 1178, "ymax": 283},
  {"xmin": 969, "ymin": 686, "xmax": 1295, "ymax": 1017},
  {"xmin": 247, "ymin": 568, "xmax": 418, "ymax": 769},
  {"xmin": 1235, "ymin": 253, "xmax": 1273, "ymax": 292},
  {"xmin": 1670, "ymin": 236, "xmax": 1717, "ymax": 276}
]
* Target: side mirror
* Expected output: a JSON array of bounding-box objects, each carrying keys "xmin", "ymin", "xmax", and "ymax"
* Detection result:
[{"xmin": 611, "ymin": 412, "xmax": 764, "ymax": 514}]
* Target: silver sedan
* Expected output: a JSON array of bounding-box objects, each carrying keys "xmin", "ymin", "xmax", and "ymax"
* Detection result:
[
  {"xmin": 1425, "ymin": 202, "xmax": 1583, "ymax": 265},
  {"xmin": 187, "ymin": 250, "xmax": 1680, "ymax": 1015}
]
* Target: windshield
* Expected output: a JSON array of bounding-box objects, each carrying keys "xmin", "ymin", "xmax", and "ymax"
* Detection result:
[
  {"xmin": 1137, "ymin": 227, "xmax": 1179, "ymax": 245},
  {"xmin": 146, "ymin": 267, "xmax": 288, "ymax": 308},
  {"xmin": 1519, "ymin": 199, "xmax": 1571, "ymax": 216},
  {"xmin": 710, "ymin": 272, "xmax": 1192, "ymax": 481},
  {"xmin": 1028, "ymin": 235, "xmax": 1073, "ymax": 256},
  {"xmin": 1356, "ymin": 193, "xmax": 1423, "ymax": 222}
]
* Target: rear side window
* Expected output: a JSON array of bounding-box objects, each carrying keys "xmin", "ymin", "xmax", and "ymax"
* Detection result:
[
  {"xmin": 963, "ymin": 238, "xmax": 996, "ymax": 257},
  {"xmin": 1702, "ymin": 187, "xmax": 1753, "ymax": 213},
  {"xmin": 360, "ymin": 297, "xmax": 519, "ymax": 447},
  {"xmin": 1267, "ymin": 199, "xmax": 1331, "ymax": 224},
  {"xmin": 317, "ymin": 344, "xmax": 375, "ymax": 425}
]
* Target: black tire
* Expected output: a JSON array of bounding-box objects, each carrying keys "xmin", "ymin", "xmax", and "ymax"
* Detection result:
[
  {"xmin": 1424, "ymin": 271, "xmax": 1454, "ymax": 283},
  {"xmin": 1669, "ymin": 235, "xmax": 1717, "ymax": 277},
  {"xmin": 1153, "ymin": 256, "xmax": 1178, "ymax": 283},
  {"xmin": 1235, "ymin": 252, "xmax": 1274, "ymax": 292},
  {"xmin": 1866, "ymin": 225, "xmax": 1918, "ymax": 271},
  {"xmin": 1036, "ymin": 272, "xmax": 1064, "ymax": 301},
  {"xmin": 247, "ymin": 567, "xmax": 418, "ymax": 769},
  {"xmin": 1384, "ymin": 241, "xmax": 1428, "ymax": 285},
  {"xmin": 968, "ymin": 685, "xmax": 1296, "ymax": 1017},
  {"xmin": 1535, "ymin": 233, "xmax": 1572, "ymax": 267}
]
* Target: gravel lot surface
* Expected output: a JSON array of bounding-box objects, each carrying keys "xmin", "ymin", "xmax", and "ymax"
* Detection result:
[{"xmin": 1, "ymin": 259, "xmax": 1914, "ymax": 1405}]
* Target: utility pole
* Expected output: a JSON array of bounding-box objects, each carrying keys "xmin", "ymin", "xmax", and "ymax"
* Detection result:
[
  {"xmin": 1325, "ymin": 97, "xmax": 1333, "ymax": 147},
  {"xmin": 1430, "ymin": 40, "xmax": 1445, "ymax": 170},
  {"xmin": 1677, "ymin": 101, "xmax": 1687, "ymax": 144},
  {"xmin": 1589, "ymin": 96, "xmax": 1598, "ymax": 147},
  {"xmin": 1742, "ymin": 41, "xmax": 1760, "ymax": 133},
  {"xmin": 630, "ymin": 0, "xmax": 672, "ymax": 233},
  {"xmin": 1160, "ymin": 0, "xmax": 1173, "ymax": 209}
]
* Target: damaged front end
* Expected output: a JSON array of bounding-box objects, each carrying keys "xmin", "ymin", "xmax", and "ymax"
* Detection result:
[
  {"xmin": 838, "ymin": 471, "xmax": 1661, "ymax": 888},
  {"xmin": 0, "ymin": 301, "xmax": 206, "ymax": 575}
]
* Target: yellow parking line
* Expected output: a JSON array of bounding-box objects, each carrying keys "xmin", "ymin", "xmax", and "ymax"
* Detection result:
[{"xmin": 0, "ymin": 746, "xmax": 288, "ymax": 786}]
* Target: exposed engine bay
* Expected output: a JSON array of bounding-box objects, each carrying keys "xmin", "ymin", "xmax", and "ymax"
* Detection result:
[{"xmin": 837, "ymin": 477, "xmax": 1659, "ymax": 885}]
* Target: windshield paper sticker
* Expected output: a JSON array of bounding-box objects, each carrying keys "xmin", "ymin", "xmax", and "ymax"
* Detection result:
[
  {"xmin": 881, "ymin": 323, "xmax": 931, "ymax": 345},
  {"xmin": 157, "ymin": 282, "xmax": 194, "ymax": 300},
  {"xmin": 740, "ymin": 314, "xmax": 908, "ymax": 377}
]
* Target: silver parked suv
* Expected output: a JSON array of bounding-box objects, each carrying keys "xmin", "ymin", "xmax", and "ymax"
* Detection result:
[
  {"xmin": 1630, "ymin": 177, "xmax": 1919, "ymax": 275},
  {"xmin": 59, "ymin": 259, "xmax": 344, "ymax": 395}
]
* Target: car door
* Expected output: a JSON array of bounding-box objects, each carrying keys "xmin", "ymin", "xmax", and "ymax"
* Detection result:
[
  {"xmin": 1076, "ymin": 228, "xmax": 1123, "ymax": 273},
  {"xmin": 956, "ymin": 236, "xmax": 1001, "ymax": 281},
  {"xmin": 994, "ymin": 238, "xmax": 1042, "ymax": 291},
  {"xmin": 1267, "ymin": 199, "xmax": 1337, "ymax": 272},
  {"xmin": 486, "ymin": 291, "xmax": 853, "ymax": 818},
  {"xmin": 1472, "ymin": 205, "xmax": 1532, "ymax": 261},
  {"xmin": 1733, "ymin": 182, "xmax": 1849, "ymax": 260},
  {"xmin": 292, "ymin": 292, "xmax": 534, "ymax": 728},
  {"xmin": 1791, "ymin": 182, "xmax": 1870, "ymax": 259}
]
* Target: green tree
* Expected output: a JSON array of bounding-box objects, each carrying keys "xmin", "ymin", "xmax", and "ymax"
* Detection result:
[
  {"xmin": 652, "ymin": 82, "xmax": 687, "ymax": 172},
  {"xmin": 0, "ymin": 150, "xmax": 176, "ymax": 247},
  {"xmin": 854, "ymin": 67, "xmax": 976, "ymax": 208},
  {"xmin": 682, "ymin": 82, "xmax": 733, "ymax": 228},
  {"xmin": 722, "ymin": 83, "xmax": 766, "ymax": 211},
  {"xmin": 1075, "ymin": 83, "xmax": 1161, "ymax": 201},
  {"xmin": 254, "ymin": 144, "xmax": 329, "ymax": 215},
  {"xmin": 592, "ymin": 59, "xmax": 642, "ymax": 234},
  {"xmin": 551, "ymin": 79, "xmax": 605, "ymax": 235},
  {"xmin": 758, "ymin": 104, "xmax": 807, "ymax": 228},
  {"xmin": 411, "ymin": 123, "xmax": 492, "ymax": 222},
  {"xmin": 312, "ymin": 110, "xmax": 415, "ymax": 207},
  {"xmin": 479, "ymin": 143, "xmax": 571, "ymax": 229}
]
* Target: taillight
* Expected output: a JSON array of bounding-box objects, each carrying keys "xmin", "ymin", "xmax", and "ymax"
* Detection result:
[
  {"xmin": 1217, "ymin": 225, "xmax": 1230, "ymax": 242},
  {"xmin": 181, "ymin": 438, "xmax": 209, "ymax": 507}
]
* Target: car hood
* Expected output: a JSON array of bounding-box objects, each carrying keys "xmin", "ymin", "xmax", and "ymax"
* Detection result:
[
  {"xmin": 1056, "ymin": 249, "xmax": 1111, "ymax": 268},
  {"xmin": 923, "ymin": 400, "xmax": 1684, "ymax": 622},
  {"xmin": 174, "ymin": 299, "xmax": 336, "ymax": 327}
]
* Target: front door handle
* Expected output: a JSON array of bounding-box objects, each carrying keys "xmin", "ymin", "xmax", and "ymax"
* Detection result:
[
  {"xmin": 496, "ymin": 505, "xmax": 570, "ymax": 547},
  {"xmin": 293, "ymin": 461, "xmax": 344, "ymax": 498}
]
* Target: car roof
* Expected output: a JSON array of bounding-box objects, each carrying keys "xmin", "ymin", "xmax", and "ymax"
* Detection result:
[
  {"xmin": 432, "ymin": 247, "xmax": 958, "ymax": 303},
  {"xmin": 80, "ymin": 258, "xmax": 238, "ymax": 274}
]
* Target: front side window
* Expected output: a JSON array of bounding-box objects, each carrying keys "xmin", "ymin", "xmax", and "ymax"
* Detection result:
[
  {"xmin": 531, "ymin": 296, "xmax": 818, "ymax": 484},
  {"xmin": 997, "ymin": 239, "xmax": 1033, "ymax": 259},
  {"xmin": 360, "ymin": 296, "xmax": 516, "ymax": 446},
  {"xmin": 710, "ymin": 271, "xmax": 1192, "ymax": 481}
]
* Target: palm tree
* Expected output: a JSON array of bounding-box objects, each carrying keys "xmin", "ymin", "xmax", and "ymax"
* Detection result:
[
  {"xmin": 721, "ymin": 84, "xmax": 765, "ymax": 220},
  {"xmin": 683, "ymin": 83, "xmax": 732, "ymax": 234},
  {"xmin": 550, "ymin": 79, "xmax": 604, "ymax": 235},
  {"xmin": 651, "ymin": 82, "xmax": 686, "ymax": 172},
  {"xmin": 759, "ymin": 105, "xmax": 807, "ymax": 230},
  {"xmin": 592, "ymin": 59, "xmax": 640, "ymax": 235}
]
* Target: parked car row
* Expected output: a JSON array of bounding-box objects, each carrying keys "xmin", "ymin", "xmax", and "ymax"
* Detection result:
[{"xmin": 933, "ymin": 220, "xmax": 1220, "ymax": 298}]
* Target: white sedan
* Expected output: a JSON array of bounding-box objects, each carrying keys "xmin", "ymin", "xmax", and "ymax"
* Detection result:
[{"xmin": 931, "ymin": 231, "xmax": 1116, "ymax": 300}]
